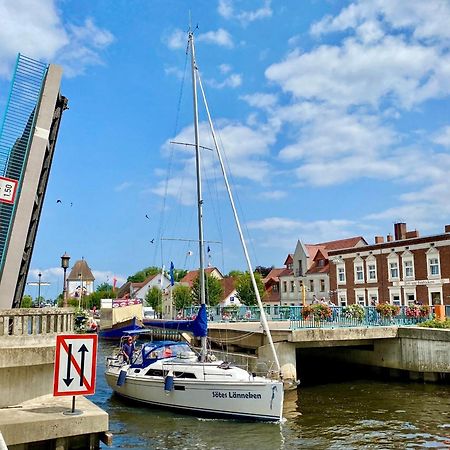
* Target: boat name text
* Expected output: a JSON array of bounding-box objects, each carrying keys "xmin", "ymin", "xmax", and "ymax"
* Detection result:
[{"xmin": 212, "ymin": 391, "xmax": 262, "ymax": 399}]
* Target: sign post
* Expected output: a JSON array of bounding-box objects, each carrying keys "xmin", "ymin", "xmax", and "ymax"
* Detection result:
[
  {"xmin": 0, "ymin": 176, "xmax": 18, "ymax": 204},
  {"xmin": 53, "ymin": 334, "xmax": 98, "ymax": 415}
]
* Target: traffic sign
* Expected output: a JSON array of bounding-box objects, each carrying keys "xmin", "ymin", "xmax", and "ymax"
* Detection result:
[
  {"xmin": 53, "ymin": 334, "xmax": 98, "ymax": 396},
  {"xmin": 0, "ymin": 176, "xmax": 18, "ymax": 205}
]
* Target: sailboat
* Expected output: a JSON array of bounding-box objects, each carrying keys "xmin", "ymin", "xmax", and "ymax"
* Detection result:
[{"xmin": 105, "ymin": 30, "xmax": 284, "ymax": 421}]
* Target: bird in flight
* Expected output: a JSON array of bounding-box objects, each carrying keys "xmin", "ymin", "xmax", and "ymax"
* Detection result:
[
  {"xmin": 56, "ymin": 199, "xmax": 62, "ymax": 204},
  {"xmin": 150, "ymin": 239, "xmax": 154, "ymax": 244},
  {"xmin": 145, "ymin": 214, "xmax": 150, "ymax": 220}
]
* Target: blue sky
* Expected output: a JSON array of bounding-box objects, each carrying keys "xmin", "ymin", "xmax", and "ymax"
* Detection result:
[{"xmin": 1, "ymin": 0, "xmax": 450, "ymax": 300}]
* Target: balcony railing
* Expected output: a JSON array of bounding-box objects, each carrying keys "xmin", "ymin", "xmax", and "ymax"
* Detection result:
[
  {"xmin": 0, "ymin": 308, "xmax": 74, "ymax": 336},
  {"xmin": 182, "ymin": 305, "xmax": 435, "ymax": 329}
]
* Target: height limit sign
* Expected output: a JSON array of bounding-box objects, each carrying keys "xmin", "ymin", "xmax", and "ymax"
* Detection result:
[{"xmin": 54, "ymin": 335, "xmax": 98, "ymax": 396}]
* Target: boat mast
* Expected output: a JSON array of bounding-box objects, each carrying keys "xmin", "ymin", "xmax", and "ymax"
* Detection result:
[
  {"xmin": 196, "ymin": 73, "xmax": 282, "ymax": 374},
  {"xmin": 189, "ymin": 31, "xmax": 207, "ymax": 361}
]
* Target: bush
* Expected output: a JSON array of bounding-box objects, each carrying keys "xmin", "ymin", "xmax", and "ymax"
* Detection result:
[
  {"xmin": 376, "ymin": 303, "xmax": 400, "ymax": 317},
  {"xmin": 302, "ymin": 303, "xmax": 332, "ymax": 320},
  {"xmin": 405, "ymin": 304, "xmax": 431, "ymax": 318},
  {"xmin": 419, "ymin": 318, "xmax": 450, "ymax": 329},
  {"xmin": 342, "ymin": 304, "xmax": 365, "ymax": 321}
]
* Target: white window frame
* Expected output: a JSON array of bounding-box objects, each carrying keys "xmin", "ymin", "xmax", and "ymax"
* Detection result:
[
  {"xmin": 367, "ymin": 289, "xmax": 379, "ymax": 306},
  {"xmin": 426, "ymin": 248, "xmax": 440, "ymax": 279},
  {"xmin": 388, "ymin": 252, "xmax": 400, "ymax": 281},
  {"xmin": 337, "ymin": 290, "xmax": 347, "ymax": 307},
  {"xmin": 354, "ymin": 257, "xmax": 364, "ymax": 284},
  {"xmin": 402, "ymin": 251, "xmax": 415, "ymax": 280},
  {"xmin": 355, "ymin": 288, "xmax": 366, "ymax": 306},
  {"xmin": 388, "ymin": 287, "xmax": 402, "ymax": 305},
  {"xmin": 366, "ymin": 255, "xmax": 377, "ymax": 283},
  {"xmin": 337, "ymin": 264, "xmax": 346, "ymax": 285}
]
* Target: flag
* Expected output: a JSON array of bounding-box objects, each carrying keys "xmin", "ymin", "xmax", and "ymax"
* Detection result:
[
  {"xmin": 207, "ymin": 245, "xmax": 210, "ymax": 253},
  {"xmin": 170, "ymin": 261, "xmax": 175, "ymax": 286}
]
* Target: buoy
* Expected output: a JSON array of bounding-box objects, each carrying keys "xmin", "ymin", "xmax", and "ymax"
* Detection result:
[{"xmin": 164, "ymin": 371, "xmax": 174, "ymax": 393}]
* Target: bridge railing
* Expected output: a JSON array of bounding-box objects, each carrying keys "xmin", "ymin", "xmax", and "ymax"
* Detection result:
[
  {"xmin": 182, "ymin": 305, "xmax": 434, "ymax": 329},
  {"xmin": 0, "ymin": 308, "xmax": 74, "ymax": 336}
]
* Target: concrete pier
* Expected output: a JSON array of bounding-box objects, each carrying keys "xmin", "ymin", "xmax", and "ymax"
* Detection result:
[{"xmin": 0, "ymin": 308, "xmax": 111, "ymax": 449}]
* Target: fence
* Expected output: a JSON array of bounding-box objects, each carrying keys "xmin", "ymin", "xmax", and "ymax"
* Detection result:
[
  {"xmin": 0, "ymin": 308, "xmax": 74, "ymax": 336},
  {"xmin": 183, "ymin": 305, "xmax": 435, "ymax": 329}
]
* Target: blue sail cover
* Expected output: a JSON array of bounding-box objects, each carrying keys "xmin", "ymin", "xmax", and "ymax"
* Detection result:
[{"xmin": 144, "ymin": 304, "xmax": 207, "ymax": 337}]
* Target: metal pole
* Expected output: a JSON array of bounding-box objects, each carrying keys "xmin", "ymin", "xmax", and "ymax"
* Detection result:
[
  {"xmin": 63, "ymin": 267, "xmax": 67, "ymax": 307},
  {"xmin": 38, "ymin": 272, "xmax": 41, "ymax": 303}
]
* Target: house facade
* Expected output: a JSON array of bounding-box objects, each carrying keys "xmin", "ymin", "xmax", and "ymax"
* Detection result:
[
  {"xmin": 279, "ymin": 237, "xmax": 367, "ymax": 306},
  {"xmin": 66, "ymin": 258, "xmax": 95, "ymax": 297},
  {"xmin": 328, "ymin": 223, "xmax": 450, "ymax": 307}
]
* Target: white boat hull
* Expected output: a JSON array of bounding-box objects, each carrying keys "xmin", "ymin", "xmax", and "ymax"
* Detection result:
[{"xmin": 105, "ymin": 361, "xmax": 283, "ymax": 421}]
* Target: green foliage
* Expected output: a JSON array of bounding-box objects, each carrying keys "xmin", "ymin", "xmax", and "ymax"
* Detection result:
[
  {"xmin": 302, "ymin": 304, "xmax": 332, "ymax": 320},
  {"xmin": 235, "ymin": 272, "xmax": 264, "ymax": 306},
  {"xmin": 228, "ymin": 270, "xmax": 244, "ymax": 278},
  {"xmin": 172, "ymin": 285, "xmax": 192, "ymax": 310},
  {"xmin": 419, "ymin": 318, "xmax": 450, "ymax": 328},
  {"xmin": 173, "ymin": 269, "xmax": 188, "ymax": 282},
  {"xmin": 96, "ymin": 282, "xmax": 113, "ymax": 292},
  {"xmin": 255, "ymin": 266, "xmax": 274, "ymax": 277},
  {"xmin": 192, "ymin": 274, "xmax": 223, "ymax": 306},
  {"xmin": 127, "ymin": 266, "xmax": 161, "ymax": 283},
  {"xmin": 21, "ymin": 295, "xmax": 33, "ymax": 308},
  {"xmin": 145, "ymin": 286, "xmax": 162, "ymax": 313},
  {"xmin": 376, "ymin": 303, "xmax": 400, "ymax": 317},
  {"xmin": 343, "ymin": 304, "xmax": 365, "ymax": 321}
]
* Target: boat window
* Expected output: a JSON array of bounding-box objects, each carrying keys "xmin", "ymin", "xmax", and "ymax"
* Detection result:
[
  {"xmin": 173, "ymin": 371, "xmax": 196, "ymax": 379},
  {"xmin": 145, "ymin": 369, "xmax": 164, "ymax": 377},
  {"xmin": 174, "ymin": 385, "xmax": 185, "ymax": 391}
]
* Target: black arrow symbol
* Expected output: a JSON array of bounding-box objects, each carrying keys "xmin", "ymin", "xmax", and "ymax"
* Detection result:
[
  {"xmin": 78, "ymin": 344, "xmax": 89, "ymax": 386},
  {"xmin": 63, "ymin": 344, "xmax": 74, "ymax": 386}
]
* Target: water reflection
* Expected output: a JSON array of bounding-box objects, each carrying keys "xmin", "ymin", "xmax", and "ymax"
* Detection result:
[{"xmin": 94, "ymin": 341, "xmax": 450, "ymax": 449}]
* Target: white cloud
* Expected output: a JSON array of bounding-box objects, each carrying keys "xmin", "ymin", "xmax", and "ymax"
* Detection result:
[
  {"xmin": 163, "ymin": 28, "xmax": 186, "ymax": 50},
  {"xmin": 197, "ymin": 29, "xmax": 234, "ymax": 48},
  {"xmin": 219, "ymin": 64, "xmax": 232, "ymax": 74},
  {"xmin": 260, "ymin": 190, "xmax": 287, "ymax": 200},
  {"xmin": 218, "ymin": 0, "xmax": 272, "ymax": 26},
  {"xmin": 0, "ymin": 1, "xmax": 114, "ymax": 78},
  {"xmin": 432, "ymin": 125, "xmax": 450, "ymax": 148},
  {"xmin": 207, "ymin": 73, "xmax": 242, "ymax": 89},
  {"xmin": 240, "ymin": 93, "xmax": 278, "ymax": 109},
  {"xmin": 114, "ymin": 182, "xmax": 133, "ymax": 192},
  {"xmin": 266, "ymin": 36, "xmax": 450, "ymax": 109}
]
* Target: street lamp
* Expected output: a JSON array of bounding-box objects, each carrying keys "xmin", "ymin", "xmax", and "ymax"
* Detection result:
[
  {"xmin": 61, "ymin": 252, "xmax": 70, "ymax": 307},
  {"xmin": 78, "ymin": 272, "xmax": 83, "ymax": 309},
  {"xmin": 38, "ymin": 272, "xmax": 42, "ymax": 303}
]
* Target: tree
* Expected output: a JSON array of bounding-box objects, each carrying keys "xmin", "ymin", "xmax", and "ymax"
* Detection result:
[
  {"xmin": 145, "ymin": 286, "xmax": 162, "ymax": 314},
  {"xmin": 173, "ymin": 269, "xmax": 188, "ymax": 282},
  {"xmin": 172, "ymin": 285, "xmax": 192, "ymax": 310},
  {"xmin": 21, "ymin": 295, "xmax": 33, "ymax": 308},
  {"xmin": 255, "ymin": 265, "xmax": 274, "ymax": 277},
  {"xmin": 96, "ymin": 282, "xmax": 113, "ymax": 292},
  {"xmin": 127, "ymin": 266, "xmax": 160, "ymax": 283},
  {"xmin": 236, "ymin": 272, "xmax": 265, "ymax": 306},
  {"xmin": 192, "ymin": 274, "xmax": 223, "ymax": 306},
  {"xmin": 228, "ymin": 270, "xmax": 244, "ymax": 278}
]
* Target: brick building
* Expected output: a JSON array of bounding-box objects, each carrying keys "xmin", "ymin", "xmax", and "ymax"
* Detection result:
[{"xmin": 328, "ymin": 223, "xmax": 450, "ymax": 307}]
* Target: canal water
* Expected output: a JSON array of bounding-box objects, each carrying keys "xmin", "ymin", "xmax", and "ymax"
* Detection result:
[{"xmin": 93, "ymin": 341, "xmax": 450, "ymax": 449}]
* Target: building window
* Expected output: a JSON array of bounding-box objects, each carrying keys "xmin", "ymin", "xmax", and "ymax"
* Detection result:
[
  {"xmin": 339, "ymin": 293, "xmax": 347, "ymax": 307},
  {"xmin": 368, "ymin": 264, "xmax": 376, "ymax": 281},
  {"xmin": 368, "ymin": 292, "xmax": 378, "ymax": 306},
  {"xmin": 355, "ymin": 265, "xmax": 364, "ymax": 283},
  {"xmin": 272, "ymin": 284, "xmax": 278, "ymax": 293},
  {"xmin": 357, "ymin": 294, "xmax": 365, "ymax": 306},
  {"xmin": 392, "ymin": 294, "xmax": 401, "ymax": 306},
  {"xmin": 283, "ymin": 281, "xmax": 287, "ymax": 292},
  {"xmin": 290, "ymin": 281, "xmax": 295, "ymax": 292},
  {"xmin": 320, "ymin": 279, "xmax": 325, "ymax": 292},
  {"xmin": 309, "ymin": 280, "xmax": 314, "ymax": 292},
  {"xmin": 297, "ymin": 260, "xmax": 303, "ymax": 276},
  {"xmin": 317, "ymin": 259, "xmax": 325, "ymax": 267},
  {"xmin": 389, "ymin": 262, "xmax": 399, "ymax": 279},
  {"xmin": 429, "ymin": 258, "xmax": 439, "ymax": 276},
  {"xmin": 404, "ymin": 260, "xmax": 414, "ymax": 278},
  {"xmin": 338, "ymin": 266, "xmax": 345, "ymax": 283}
]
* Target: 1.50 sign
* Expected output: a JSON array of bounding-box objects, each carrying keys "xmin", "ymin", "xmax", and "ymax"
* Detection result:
[{"xmin": 0, "ymin": 176, "xmax": 18, "ymax": 205}]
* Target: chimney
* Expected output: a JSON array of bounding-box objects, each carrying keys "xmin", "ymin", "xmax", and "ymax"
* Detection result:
[
  {"xmin": 406, "ymin": 230, "xmax": 419, "ymax": 239},
  {"xmin": 375, "ymin": 236, "xmax": 384, "ymax": 244},
  {"xmin": 394, "ymin": 222, "xmax": 407, "ymax": 240},
  {"xmin": 387, "ymin": 234, "xmax": 393, "ymax": 242},
  {"xmin": 445, "ymin": 225, "xmax": 450, "ymax": 233}
]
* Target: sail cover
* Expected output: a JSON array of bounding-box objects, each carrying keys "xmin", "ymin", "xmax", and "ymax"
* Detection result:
[{"xmin": 144, "ymin": 304, "xmax": 207, "ymax": 337}]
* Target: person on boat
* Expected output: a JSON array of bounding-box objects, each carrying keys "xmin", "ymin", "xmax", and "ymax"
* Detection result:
[
  {"xmin": 122, "ymin": 336, "xmax": 135, "ymax": 364},
  {"xmin": 163, "ymin": 346, "xmax": 173, "ymax": 358}
]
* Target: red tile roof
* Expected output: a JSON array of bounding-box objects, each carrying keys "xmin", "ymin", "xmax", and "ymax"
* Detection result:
[
  {"xmin": 180, "ymin": 267, "xmax": 220, "ymax": 286},
  {"xmin": 315, "ymin": 236, "xmax": 366, "ymax": 250},
  {"xmin": 220, "ymin": 277, "xmax": 236, "ymax": 298},
  {"xmin": 263, "ymin": 267, "xmax": 292, "ymax": 283}
]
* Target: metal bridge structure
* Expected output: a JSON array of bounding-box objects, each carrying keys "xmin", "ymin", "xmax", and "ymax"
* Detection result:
[{"xmin": 0, "ymin": 54, "xmax": 67, "ymax": 308}]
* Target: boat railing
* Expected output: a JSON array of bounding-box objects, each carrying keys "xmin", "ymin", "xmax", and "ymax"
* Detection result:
[{"xmin": 0, "ymin": 308, "xmax": 74, "ymax": 336}]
